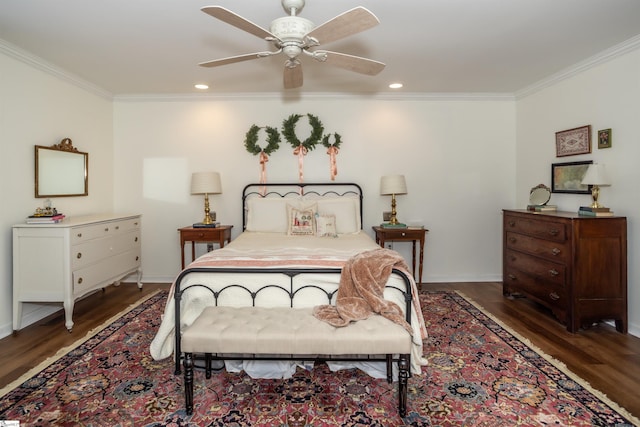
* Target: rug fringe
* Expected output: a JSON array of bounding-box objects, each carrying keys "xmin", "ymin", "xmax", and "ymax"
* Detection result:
[
  {"xmin": 455, "ymin": 290, "xmax": 640, "ymax": 427},
  {"xmin": 0, "ymin": 290, "xmax": 163, "ymax": 398}
]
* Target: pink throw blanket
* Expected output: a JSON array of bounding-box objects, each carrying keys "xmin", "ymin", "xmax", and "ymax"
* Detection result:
[{"xmin": 313, "ymin": 248, "xmax": 413, "ymax": 335}]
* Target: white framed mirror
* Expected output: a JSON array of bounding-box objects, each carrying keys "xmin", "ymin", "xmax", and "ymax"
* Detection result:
[{"xmin": 35, "ymin": 138, "xmax": 88, "ymax": 198}]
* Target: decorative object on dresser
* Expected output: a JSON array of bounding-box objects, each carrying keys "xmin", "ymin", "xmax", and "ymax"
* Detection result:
[
  {"xmin": 555, "ymin": 125, "xmax": 591, "ymax": 157},
  {"xmin": 380, "ymin": 174, "xmax": 407, "ymax": 227},
  {"xmin": 12, "ymin": 214, "xmax": 143, "ymax": 331},
  {"xmin": 526, "ymin": 183, "xmax": 556, "ymax": 211},
  {"xmin": 503, "ymin": 209, "xmax": 627, "ymax": 333},
  {"xmin": 551, "ymin": 160, "xmax": 592, "ymax": 194},
  {"xmin": 190, "ymin": 172, "xmax": 222, "ymax": 226},
  {"xmin": 580, "ymin": 163, "xmax": 611, "ymax": 209}
]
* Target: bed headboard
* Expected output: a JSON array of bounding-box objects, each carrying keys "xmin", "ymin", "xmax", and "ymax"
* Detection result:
[{"xmin": 242, "ymin": 182, "xmax": 364, "ymax": 232}]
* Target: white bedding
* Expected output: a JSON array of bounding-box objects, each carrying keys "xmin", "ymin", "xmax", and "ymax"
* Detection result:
[{"xmin": 150, "ymin": 230, "xmax": 427, "ymax": 378}]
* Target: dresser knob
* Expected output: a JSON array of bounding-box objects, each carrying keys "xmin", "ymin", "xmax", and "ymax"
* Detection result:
[
  {"xmin": 549, "ymin": 292, "xmax": 560, "ymax": 300},
  {"xmin": 510, "ymin": 256, "xmax": 516, "ymax": 262},
  {"xmin": 508, "ymin": 274, "xmax": 517, "ymax": 280},
  {"xmin": 105, "ymin": 227, "xmax": 109, "ymax": 232},
  {"xmin": 401, "ymin": 232, "xmax": 406, "ymax": 236},
  {"xmin": 135, "ymin": 237, "xmax": 138, "ymax": 242},
  {"xmin": 508, "ymin": 221, "xmax": 515, "ymax": 227},
  {"xmin": 77, "ymin": 277, "xmax": 83, "ymax": 284},
  {"xmin": 551, "ymin": 248, "xmax": 561, "ymax": 256},
  {"xmin": 77, "ymin": 252, "xmax": 82, "ymax": 259},
  {"xmin": 548, "ymin": 229, "xmax": 559, "ymax": 236},
  {"xmin": 136, "ymin": 256, "xmax": 139, "ymax": 261},
  {"xmin": 77, "ymin": 233, "xmax": 82, "ymax": 238},
  {"xmin": 548, "ymin": 269, "xmax": 559, "ymax": 276},
  {"xmin": 509, "ymin": 237, "xmax": 516, "ymax": 243},
  {"xmin": 115, "ymin": 226, "xmax": 120, "ymax": 230}
]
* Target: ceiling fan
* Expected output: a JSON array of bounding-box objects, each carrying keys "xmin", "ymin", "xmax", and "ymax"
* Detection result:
[{"xmin": 199, "ymin": 0, "xmax": 385, "ymax": 89}]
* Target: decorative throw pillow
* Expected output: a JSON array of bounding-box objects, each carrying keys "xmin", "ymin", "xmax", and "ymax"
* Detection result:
[
  {"xmin": 288, "ymin": 207, "xmax": 316, "ymax": 235},
  {"xmin": 315, "ymin": 213, "xmax": 338, "ymax": 237}
]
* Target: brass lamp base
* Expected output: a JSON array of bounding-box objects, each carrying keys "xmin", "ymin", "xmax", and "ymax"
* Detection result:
[
  {"xmin": 201, "ymin": 193, "xmax": 216, "ymax": 224},
  {"xmin": 590, "ymin": 185, "xmax": 602, "ymax": 209}
]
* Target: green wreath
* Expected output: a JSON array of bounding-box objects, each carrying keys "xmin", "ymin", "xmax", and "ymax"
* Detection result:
[
  {"xmin": 282, "ymin": 113, "xmax": 324, "ymax": 151},
  {"xmin": 244, "ymin": 125, "xmax": 281, "ymax": 155},
  {"xmin": 322, "ymin": 133, "xmax": 342, "ymax": 149}
]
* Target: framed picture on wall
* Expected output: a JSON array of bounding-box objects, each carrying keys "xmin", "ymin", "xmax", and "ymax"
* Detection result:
[
  {"xmin": 551, "ymin": 160, "xmax": 593, "ymax": 194},
  {"xmin": 598, "ymin": 128, "xmax": 612, "ymax": 149},
  {"xmin": 555, "ymin": 125, "xmax": 591, "ymax": 157}
]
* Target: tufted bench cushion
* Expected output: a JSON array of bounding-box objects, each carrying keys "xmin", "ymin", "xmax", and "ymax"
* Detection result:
[{"xmin": 182, "ymin": 306, "xmax": 412, "ymax": 355}]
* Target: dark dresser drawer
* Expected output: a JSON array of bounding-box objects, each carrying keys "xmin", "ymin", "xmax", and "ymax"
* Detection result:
[{"xmin": 505, "ymin": 231, "xmax": 569, "ymax": 263}]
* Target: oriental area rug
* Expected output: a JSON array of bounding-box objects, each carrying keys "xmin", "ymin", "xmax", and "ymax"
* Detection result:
[{"xmin": 1, "ymin": 290, "xmax": 638, "ymax": 426}]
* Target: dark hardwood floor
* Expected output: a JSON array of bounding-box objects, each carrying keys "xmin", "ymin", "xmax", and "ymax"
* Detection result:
[{"xmin": 1, "ymin": 281, "xmax": 639, "ymax": 419}]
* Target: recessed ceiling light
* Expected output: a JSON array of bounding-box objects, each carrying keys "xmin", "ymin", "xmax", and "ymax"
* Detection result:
[
  {"xmin": 389, "ymin": 83, "xmax": 403, "ymax": 89},
  {"xmin": 194, "ymin": 84, "xmax": 209, "ymax": 90}
]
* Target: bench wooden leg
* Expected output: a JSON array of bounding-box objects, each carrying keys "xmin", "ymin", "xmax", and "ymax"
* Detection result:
[
  {"xmin": 205, "ymin": 353, "xmax": 212, "ymax": 379},
  {"xmin": 398, "ymin": 354, "xmax": 410, "ymax": 417},
  {"xmin": 184, "ymin": 352, "xmax": 195, "ymax": 415},
  {"xmin": 385, "ymin": 354, "xmax": 393, "ymax": 383}
]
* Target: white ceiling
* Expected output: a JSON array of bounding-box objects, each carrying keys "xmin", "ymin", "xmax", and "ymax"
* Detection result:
[{"xmin": 1, "ymin": 0, "xmax": 640, "ymax": 97}]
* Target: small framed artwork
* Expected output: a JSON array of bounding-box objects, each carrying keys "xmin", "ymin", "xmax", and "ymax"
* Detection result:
[
  {"xmin": 551, "ymin": 160, "xmax": 593, "ymax": 194},
  {"xmin": 555, "ymin": 125, "xmax": 591, "ymax": 157},
  {"xmin": 598, "ymin": 128, "xmax": 612, "ymax": 149}
]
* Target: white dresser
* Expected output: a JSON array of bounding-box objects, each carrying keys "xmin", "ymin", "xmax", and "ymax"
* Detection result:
[{"xmin": 13, "ymin": 214, "xmax": 142, "ymax": 331}]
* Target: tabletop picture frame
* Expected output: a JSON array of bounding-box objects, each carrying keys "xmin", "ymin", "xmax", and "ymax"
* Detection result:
[
  {"xmin": 551, "ymin": 160, "xmax": 593, "ymax": 194},
  {"xmin": 555, "ymin": 125, "xmax": 591, "ymax": 157}
]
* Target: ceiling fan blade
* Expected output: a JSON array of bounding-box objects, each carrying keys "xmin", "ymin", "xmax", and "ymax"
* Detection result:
[
  {"xmin": 306, "ymin": 7, "xmax": 380, "ymax": 45},
  {"xmin": 283, "ymin": 62, "xmax": 303, "ymax": 89},
  {"xmin": 320, "ymin": 51, "xmax": 385, "ymax": 75},
  {"xmin": 199, "ymin": 52, "xmax": 267, "ymax": 68},
  {"xmin": 201, "ymin": 6, "xmax": 275, "ymax": 40}
]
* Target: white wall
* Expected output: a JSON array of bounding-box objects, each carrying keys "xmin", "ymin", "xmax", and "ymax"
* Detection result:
[
  {"xmin": 0, "ymin": 50, "xmax": 114, "ymax": 336},
  {"xmin": 113, "ymin": 97, "xmax": 515, "ymax": 283},
  {"xmin": 515, "ymin": 48, "xmax": 640, "ymax": 335}
]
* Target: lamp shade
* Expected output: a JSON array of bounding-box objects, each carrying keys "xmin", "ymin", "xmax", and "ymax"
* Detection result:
[
  {"xmin": 380, "ymin": 175, "xmax": 407, "ymax": 195},
  {"xmin": 581, "ymin": 164, "xmax": 611, "ymax": 186},
  {"xmin": 190, "ymin": 172, "xmax": 222, "ymax": 195}
]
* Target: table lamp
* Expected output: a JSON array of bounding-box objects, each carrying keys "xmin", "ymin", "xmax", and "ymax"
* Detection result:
[
  {"xmin": 580, "ymin": 163, "xmax": 610, "ymax": 208},
  {"xmin": 191, "ymin": 172, "xmax": 222, "ymax": 224},
  {"xmin": 380, "ymin": 174, "xmax": 407, "ymax": 227}
]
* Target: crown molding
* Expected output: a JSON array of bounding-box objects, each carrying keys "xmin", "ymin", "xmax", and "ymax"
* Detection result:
[
  {"xmin": 515, "ymin": 34, "xmax": 640, "ymax": 100},
  {"xmin": 0, "ymin": 39, "xmax": 113, "ymax": 100}
]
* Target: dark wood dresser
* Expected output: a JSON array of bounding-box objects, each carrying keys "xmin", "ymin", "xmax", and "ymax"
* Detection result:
[{"xmin": 502, "ymin": 209, "xmax": 627, "ymax": 333}]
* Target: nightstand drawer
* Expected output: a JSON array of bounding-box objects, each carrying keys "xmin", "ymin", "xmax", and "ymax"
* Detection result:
[{"xmin": 180, "ymin": 229, "xmax": 218, "ymax": 241}]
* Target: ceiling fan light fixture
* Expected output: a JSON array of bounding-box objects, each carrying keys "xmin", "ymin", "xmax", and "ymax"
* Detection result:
[
  {"xmin": 389, "ymin": 83, "xmax": 403, "ymax": 89},
  {"xmin": 194, "ymin": 84, "xmax": 209, "ymax": 90}
]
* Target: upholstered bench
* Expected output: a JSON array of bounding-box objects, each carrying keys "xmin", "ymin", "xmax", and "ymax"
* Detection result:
[{"xmin": 181, "ymin": 305, "xmax": 413, "ymax": 416}]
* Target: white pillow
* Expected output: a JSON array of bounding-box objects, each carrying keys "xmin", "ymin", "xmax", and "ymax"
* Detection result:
[
  {"xmin": 316, "ymin": 197, "xmax": 361, "ymax": 234},
  {"xmin": 315, "ymin": 213, "xmax": 338, "ymax": 237},
  {"xmin": 245, "ymin": 198, "xmax": 292, "ymax": 232}
]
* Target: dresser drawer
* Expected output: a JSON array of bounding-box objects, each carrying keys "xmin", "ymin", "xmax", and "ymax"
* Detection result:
[
  {"xmin": 504, "ymin": 215, "xmax": 566, "ymax": 243},
  {"xmin": 504, "ymin": 267, "xmax": 567, "ymax": 315},
  {"xmin": 73, "ymin": 249, "xmax": 141, "ymax": 296},
  {"xmin": 505, "ymin": 249, "xmax": 566, "ymax": 287},
  {"xmin": 71, "ymin": 222, "xmax": 112, "ymax": 243},
  {"xmin": 505, "ymin": 231, "xmax": 569, "ymax": 263}
]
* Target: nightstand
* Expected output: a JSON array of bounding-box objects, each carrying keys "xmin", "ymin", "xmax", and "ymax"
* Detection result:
[
  {"xmin": 178, "ymin": 225, "xmax": 233, "ymax": 269},
  {"xmin": 372, "ymin": 226, "xmax": 428, "ymax": 283}
]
